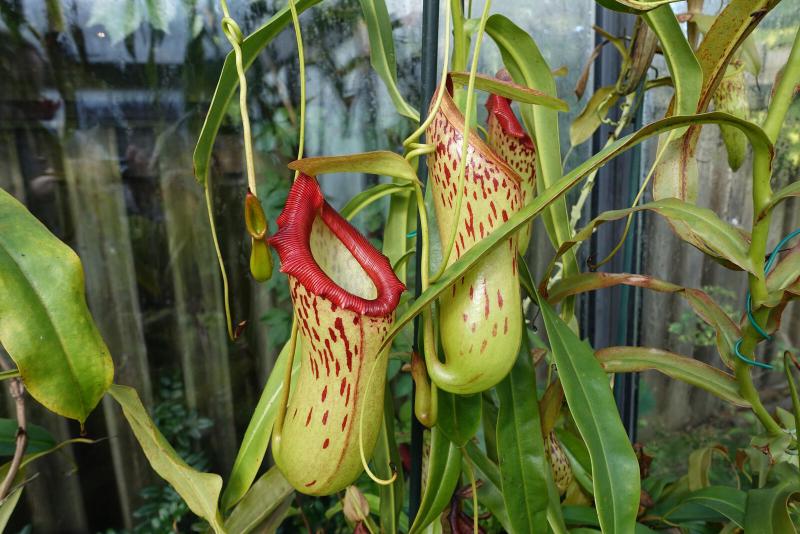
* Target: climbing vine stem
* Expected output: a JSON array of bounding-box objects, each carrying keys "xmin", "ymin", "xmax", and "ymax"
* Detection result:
[
  {"xmin": 287, "ymin": 0, "xmax": 307, "ymax": 172},
  {"xmin": 219, "ymin": 0, "xmax": 257, "ymax": 195}
]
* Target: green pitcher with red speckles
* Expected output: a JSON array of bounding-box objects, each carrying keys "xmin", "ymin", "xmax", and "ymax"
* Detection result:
[
  {"xmin": 424, "ymin": 81, "xmax": 525, "ymax": 394},
  {"xmin": 268, "ymin": 175, "xmax": 404, "ymax": 495}
]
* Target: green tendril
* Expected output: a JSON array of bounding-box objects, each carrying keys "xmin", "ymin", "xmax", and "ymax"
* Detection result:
[{"xmin": 287, "ymin": 0, "xmax": 307, "ymax": 175}]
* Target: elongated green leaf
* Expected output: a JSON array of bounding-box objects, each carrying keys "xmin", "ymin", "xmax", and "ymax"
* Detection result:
[
  {"xmin": 108, "ymin": 384, "xmax": 224, "ymax": 533},
  {"xmin": 221, "ymin": 339, "xmax": 301, "ymax": 511},
  {"xmin": 193, "ymin": 0, "xmax": 323, "ymax": 185},
  {"xmin": 374, "ymin": 387, "xmax": 403, "ymax": 534},
  {"xmin": 595, "ymin": 0, "xmax": 681, "ymax": 13},
  {"xmin": 0, "ymin": 370, "xmax": 19, "ymax": 382},
  {"xmin": 0, "ymin": 483, "xmax": 22, "ymax": 530},
  {"xmin": 409, "ymin": 427, "xmax": 460, "ymax": 533},
  {"xmin": 496, "ymin": 332, "xmax": 549, "ymax": 534},
  {"xmin": 761, "ymin": 181, "xmax": 800, "ymax": 220},
  {"xmin": 767, "ymin": 248, "xmax": 800, "ymax": 305},
  {"xmin": 548, "ymin": 272, "xmax": 681, "ymax": 302},
  {"xmin": 563, "ymin": 505, "xmax": 600, "ymax": 527},
  {"xmin": 547, "ymin": 273, "xmax": 740, "ymax": 368},
  {"xmin": 693, "ymin": 0, "xmax": 777, "ymax": 114},
  {"xmin": 449, "ymin": 71, "xmax": 568, "ymax": 111},
  {"xmin": 745, "ymin": 463, "xmax": 800, "ymax": 534},
  {"xmin": 485, "ymin": 14, "xmax": 580, "ymax": 290},
  {"xmin": 288, "ymin": 151, "xmax": 420, "ymax": 184},
  {"xmin": 377, "ymin": 112, "xmax": 773, "ymax": 356},
  {"xmin": 687, "ymin": 445, "xmax": 728, "ymax": 491},
  {"xmin": 0, "ymin": 439, "xmax": 96, "ymax": 481},
  {"xmin": 224, "ymin": 467, "xmax": 294, "ymax": 534},
  {"xmin": 687, "ymin": 13, "xmax": 761, "ymax": 75},
  {"xmin": 667, "ymin": 486, "xmax": 746, "ymax": 527},
  {"xmin": 570, "ymin": 85, "xmax": 619, "ymax": 146},
  {"xmin": 557, "ymin": 199, "xmax": 757, "ymax": 275},
  {"xmin": 652, "ymin": 0, "xmax": 778, "ymax": 201},
  {"xmin": 382, "ymin": 177, "xmax": 414, "ymax": 282},
  {"xmin": 0, "ymin": 188, "xmax": 113, "ymax": 423},
  {"xmin": 536, "ymin": 292, "xmax": 639, "ymax": 534},
  {"xmin": 595, "ymin": 347, "xmax": 748, "ymax": 407},
  {"xmin": 341, "ymin": 183, "xmax": 412, "ymax": 221},
  {"xmin": 645, "ymin": 5, "xmax": 703, "ymax": 201},
  {"xmin": 464, "ymin": 441, "xmax": 512, "ymax": 532},
  {"xmin": 644, "ymin": 6, "xmax": 701, "ymax": 120},
  {"xmin": 0, "ymin": 418, "xmax": 56, "ymax": 456},
  {"xmin": 437, "ymin": 391, "xmax": 481, "ymax": 447},
  {"xmin": 357, "ymin": 0, "xmax": 418, "ymax": 121}
]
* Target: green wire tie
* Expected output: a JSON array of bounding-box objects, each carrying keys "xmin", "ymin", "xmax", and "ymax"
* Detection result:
[{"xmin": 734, "ymin": 228, "xmax": 800, "ymax": 370}]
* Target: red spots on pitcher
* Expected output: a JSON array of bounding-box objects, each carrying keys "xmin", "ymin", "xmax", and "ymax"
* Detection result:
[
  {"xmin": 345, "ymin": 383, "xmax": 351, "ymax": 406},
  {"xmin": 305, "ymin": 407, "xmax": 313, "ymax": 427},
  {"xmin": 492, "ymin": 323, "xmax": 498, "ymax": 337},
  {"xmin": 312, "ymin": 297, "xmax": 320, "ymax": 325},
  {"xmin": 341, "ymin": 414, "xmax": 348, "ymax": 431},
  {"xmin": 483, "ymin": 285, "xmax": 490, "ymax": 319},
  {"xmin": 497, "ymin": 290, "xmax": 504, "ymax": 309},
  {"xmin": 321, "ymin": 385, "xmax": 328, "ymax": 402},
  {"xmin": 504, "ymin": 317, "xmax": 509, "ymax": 334},
  {"xmin": 481, "ymin": 340, "xmax": 488, "ymax": 354},
  {"xmin": 322, "ymin": 438, "xmax": 330, "ymax": 450},
  {"xmin": 305, "ymin": 480, "xmax": 317, "ymax": 487},
  {"xmin": 340, "ymin": 377, "xmax": 347, "ymax": 396},
  {"xmin": 465, "ymin": 202, "xmax": 475, "ymax": 238},
  {"xmin": 333, "ymin": 317, "xmax": 353, "ymax": 371},
  {"xmin": 322, "ymin": 410, "xmax": 329, "ymax": 425}
]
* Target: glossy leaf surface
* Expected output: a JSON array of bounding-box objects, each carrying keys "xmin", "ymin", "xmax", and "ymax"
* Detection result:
[
  {"xmin": 0, "ymin": 188, "xmax": 113, "ymax": 423},
  {"xmin": 224, "ymin": 466, "xmax": 294, "ymax": 534},
  {"xmin": 496, "ymin": 332, "xmax": 549, "ymax": 534},
  {"xmin": 596, "ymin": 347, "xmax": 748, "ymax": 407},
  {"xmin": 108, "ymin": 384, "xmax": 224, "ymax": 534},
  {"xmin": 221, "ymin": 338, "xmax": 301, "ymax": 511},
  {"xmin": 409, "ymin": 427, "xmax": 460, "ymax": 533},
  {"xmin": 358, "ymin": 0, "xmax": 419, "ymax": 120},
  {"xmin": 537, "ymin": 292, "xmax": 639, "ymax": 534}
]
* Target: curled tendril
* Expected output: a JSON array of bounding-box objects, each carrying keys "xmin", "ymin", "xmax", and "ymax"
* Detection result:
[{"xmin": 358, "ymin": 345, "xmax": 397, "ymax": 486}]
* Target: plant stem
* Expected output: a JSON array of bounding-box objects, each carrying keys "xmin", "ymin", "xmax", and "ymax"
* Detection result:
[
  {"xmin": 461, "ymin": 448, "xmax": 479, "ymax": 534},
  {"xmin": 737, "ymin": 127, "xmax": 782, "ymax": 436},
  {"xmin": 763, "ymin": 27, "xmax": 800, "ymax": 144},
  {"xmin": 205, "ymin": 174, "xmax": 235, "ymax": 340},
  {"xmin": 287, "ymin": 0, "xmax": 307, "ymax": 171},
  {"xmin": 568, "ymin": 92, "xmax": 636, "ymax": 231},
  {"xmin": 735, "ymin": 325, "xmax": 782, "ymax": 435},
  {"xmin": 219, "ymin": 0, "xmax": 257, "ymax": 195},
  {"xmin": 0, "ymin": 371, "xmax": 26, "ymax": 499},
  {"xmin": 450, "ymin": 0, "xmax": 467, "ymax": 72},
  {"xmin": 783, "ymin": 352, "xmax": 800, "ymax": 468}
]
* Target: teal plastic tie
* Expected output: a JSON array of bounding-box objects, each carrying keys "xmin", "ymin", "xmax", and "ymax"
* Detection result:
[{"xmin": 734, "ymin": 228, "xmax": 800, "ymax": 369}]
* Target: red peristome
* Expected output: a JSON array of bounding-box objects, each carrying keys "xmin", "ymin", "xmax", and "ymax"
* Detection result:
[
  {"xmin": 485, "ymin": 94, "xmax": 535, "ymax": 150},
  {"xmin": 269, "ymin": 174, "xmax": 405, "ymax": 317}
]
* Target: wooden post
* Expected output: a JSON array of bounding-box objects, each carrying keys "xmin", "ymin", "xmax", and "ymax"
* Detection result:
[
  {"xmin": 156, "ymin": 128, "xmax": 237, "ymax": 472},
  {"xmin": 62, "ymin": 126, "xmax": 155, "ymax": 527}
]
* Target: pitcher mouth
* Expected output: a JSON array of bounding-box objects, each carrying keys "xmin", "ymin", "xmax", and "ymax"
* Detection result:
[
  {"xmin": 268, "ymin": 174, "xmax": 405, "ymax": 317},
  {"xmin": 485, "ymin": 93, "xmax": 536, "ymax": 150},
  {"xmin": 436, "ymin": 78, "xmax": 524, "ymax": 185}
]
